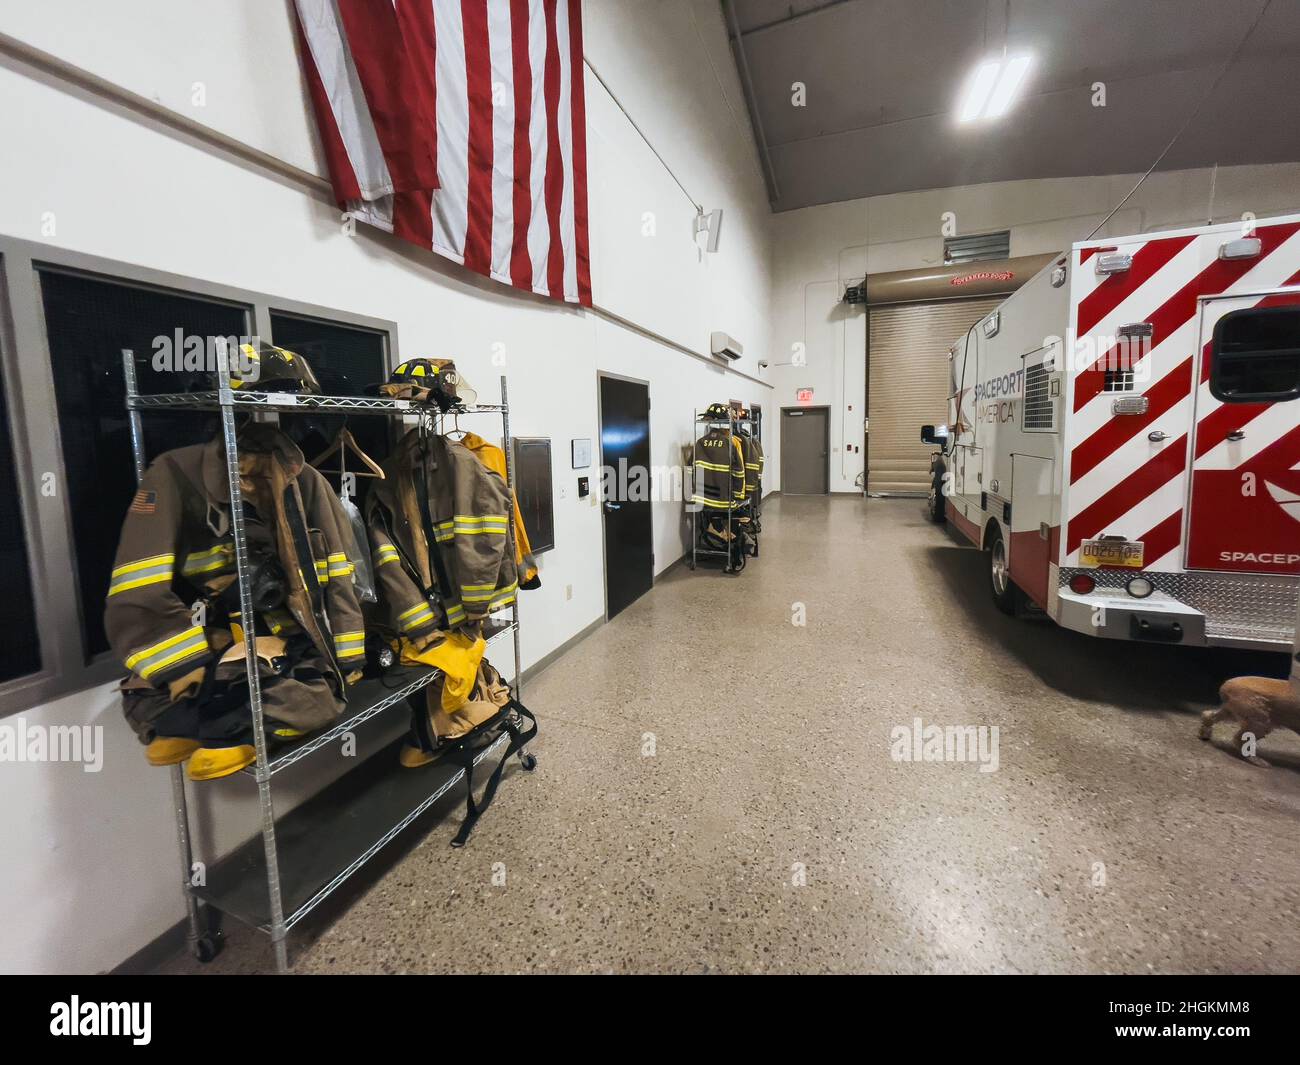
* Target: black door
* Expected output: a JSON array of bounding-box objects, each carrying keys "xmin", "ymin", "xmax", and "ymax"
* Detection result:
[{"xmin": 599, "ymin": 374, "xmax": 653, "ymax": 619}]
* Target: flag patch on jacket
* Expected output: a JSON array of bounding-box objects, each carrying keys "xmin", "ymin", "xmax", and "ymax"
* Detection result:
[{"xmin": 129, "ymin": 489, "xmax": 157, "ymax": 515}]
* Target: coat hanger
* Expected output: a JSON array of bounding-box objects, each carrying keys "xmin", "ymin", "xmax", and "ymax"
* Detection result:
[
  {"xmin": 311, "ymin": 423, "xmax": 385, "ymax": 479},
  {"xmin": 444, "ymin": 408, "xmax": 468, "ymax": 441}
]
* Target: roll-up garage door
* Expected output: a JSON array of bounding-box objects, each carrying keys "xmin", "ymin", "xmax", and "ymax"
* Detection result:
[{"xmin": 867, "ymin": 296, "xmax": 1003, "ymax": 495}]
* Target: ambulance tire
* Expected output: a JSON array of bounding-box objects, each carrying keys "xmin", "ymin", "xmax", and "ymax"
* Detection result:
[
  {"xmin": 927, "ymin": 472, "xmax": 946, "ymax": 524},
  {"xmin": 985, "ymin": 525, "xmax": 1021, "ymax": 615}
]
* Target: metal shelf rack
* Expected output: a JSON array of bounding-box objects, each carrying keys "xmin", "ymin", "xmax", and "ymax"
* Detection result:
[
  {"xmin": 687, "ymin": 407, "xmax": 761, "ymax": 573},
  {"xmin": 121, "ymin": 350, "xmax": 531, "ymax": 973}
]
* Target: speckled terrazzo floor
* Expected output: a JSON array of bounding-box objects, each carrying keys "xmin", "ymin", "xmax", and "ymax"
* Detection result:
[{"xmin": 156, "ymin": 495, "xmax": 1300, "ymax": 974}]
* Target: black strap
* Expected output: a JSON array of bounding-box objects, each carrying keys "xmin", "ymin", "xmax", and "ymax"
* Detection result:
[
  {"xmin": 281, "ymin": 482, "xmax": 341, "ymax": 677},
  {"xmin": 447, "ymin": 699, "xmax": 538, "ymax": 848}
]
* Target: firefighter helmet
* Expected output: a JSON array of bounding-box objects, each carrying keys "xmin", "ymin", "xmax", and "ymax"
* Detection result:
[
  {"xmin": 230, "ymin": 343, "xmax": 321, "ymax": 394},
  {"xmin": 703, "ymin": 402, "xmax": 732, "ymax": 420},
  {"xmin": 380, "ymin": 358, "xmax": 477, "ymax": 410}
]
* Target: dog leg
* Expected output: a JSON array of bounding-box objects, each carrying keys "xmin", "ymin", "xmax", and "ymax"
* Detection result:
[{"xmin": 1199, "ymin": 706, "xmax": 1228, "ymax": 741}]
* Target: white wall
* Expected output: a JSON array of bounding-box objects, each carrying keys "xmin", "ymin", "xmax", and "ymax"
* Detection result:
[
  {"xmin": 769, "ymin": 163, "xmax": 1300, "ymax": 493},
  {"xmin": 0, "ymin": 0, "xmax": 774, "ymax": 973}
]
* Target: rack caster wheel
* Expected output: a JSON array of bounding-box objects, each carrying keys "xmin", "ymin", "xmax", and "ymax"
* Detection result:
[
  {"xmin": 518, "ymin": 752, "xmax": 538, "ymax": 772},
  {"xmin": 194, "ymin": 932, "xmax": 224, "ymax": 963}
]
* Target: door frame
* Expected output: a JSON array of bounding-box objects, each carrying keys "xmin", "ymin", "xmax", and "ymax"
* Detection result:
[
  {"xmin": 780, "ymin": 404, "xmax": 831, "ymax": 495},
  {"xmin": 596, "ymin": 370, "xmax": 653, "ymax": 621}
]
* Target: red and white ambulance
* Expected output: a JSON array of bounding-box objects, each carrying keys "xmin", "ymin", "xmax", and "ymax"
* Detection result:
[{"xmin": 924, "ymin": 213, "xmax": 1300, "ymax": 651}]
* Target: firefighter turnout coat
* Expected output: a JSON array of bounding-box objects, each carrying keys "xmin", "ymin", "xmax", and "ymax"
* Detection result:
[
  {"xmin": 104, "ymin": 426, "xmax": 366, "ymax": 738},
  {"xmin": 365, "ymin": 430, "xmax": 519, "ymax": 641},
  {"xmin": 692, "ymin": 426, "xmax": 746, "ymax": 510},
  {"xmin": 460, "ymin": 431, "xmax": 540, "ymax": 589},
  {"xmin": 736, "ymin": 429, "xmax": 764, "ymax": 504}
]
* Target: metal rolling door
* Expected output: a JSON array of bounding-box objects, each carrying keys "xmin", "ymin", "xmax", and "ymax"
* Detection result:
[{"xmin": 867, "ymin": 296, "xmax": 1003, "ymax": 495}]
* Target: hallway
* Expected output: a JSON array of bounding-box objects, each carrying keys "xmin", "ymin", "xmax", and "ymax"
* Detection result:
[{"xmin": 167, "ymin": 495, "xmax": 1300, "ymax": 974}]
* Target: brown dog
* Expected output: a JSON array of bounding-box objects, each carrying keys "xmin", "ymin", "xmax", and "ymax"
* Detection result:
[{"xmin": 1199, "ymin": 677, "xmax": 1300, "ymax": 767}]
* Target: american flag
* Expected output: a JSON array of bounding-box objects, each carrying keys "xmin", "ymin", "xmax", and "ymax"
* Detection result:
[{"xmin": 294, "ymin": 0, "xmax": 592, "ymax": 307}]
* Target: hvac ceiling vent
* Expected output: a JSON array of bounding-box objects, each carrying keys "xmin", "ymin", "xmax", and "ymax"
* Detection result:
[
  {"xmin": 710, "ymin": 331, "xmax": 743, "ymax": 361},
  {"xmin": 944, "ymin": 230, "xmax": 1011, "ymax": 265}
]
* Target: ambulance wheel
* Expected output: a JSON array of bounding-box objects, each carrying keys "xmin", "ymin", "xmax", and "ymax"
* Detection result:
[
  {"xmin": 519, "ymin": 752, "xmax": 537, "ymax": 772},
  {"xmin": 986, "ymin": 526, "xmax": 1019, "ymax": 615},
  {"xmin": 927, "ymin": 476, "xmax": 946, "ymax": 523},
  {"xmin": 195, "ymin": 932, "xmax": 223, "ymax": 963}
]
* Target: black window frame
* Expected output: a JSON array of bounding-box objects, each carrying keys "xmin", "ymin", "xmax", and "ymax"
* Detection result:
[
  {"xmin": 0, "ymin": 236, "xmax": 397, "ymax": 718},
  {"xmin": 1209, "ymin": 304, "xmax": 1300, "ymax": 404}
]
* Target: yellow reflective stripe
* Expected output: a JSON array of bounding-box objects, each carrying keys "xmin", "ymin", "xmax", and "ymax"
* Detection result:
[
  {"xmin": 453, "ymin": 514, "xmax": 507, "ymax": 524},
  {"xmin": 112, "ymin": 553, "xmax": 175, "ymax": 577},
  {"xmin": 488, "ymin": 583, "xmax": 519, "ymax": 607},
  {"xmin": 454, "ymin": 524, "xmax": 507, "ymax": 536},
  {"xmin": 108, "ymin": 568, "xmax": 174, "ymax": 596},
  {"xmin": 125, "ymin": 626, "xmax": 208, "ymax": 678},
  {"xmin": 461, "ymin": 581, "xmax": 497, "ymax": 592},
  {"xmin": 695, "ymin": 460, "xmax": 732, "ymax": 472},
  {"xmin": 399, "ymin": 608, "xmax": 435, "ymax": 631},
  {"xmin": 334, "ymin": 631, "xmax": 365, "ymax": 658},
  {"xmin": 690, "ymin": 496, "xmax": 735, "ymax": 509}
]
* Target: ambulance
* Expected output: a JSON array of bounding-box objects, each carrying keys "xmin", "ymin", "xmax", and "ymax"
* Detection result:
[{"xmin": 922, "ymin": 214, "xmax": 1300, "ymax": 651}]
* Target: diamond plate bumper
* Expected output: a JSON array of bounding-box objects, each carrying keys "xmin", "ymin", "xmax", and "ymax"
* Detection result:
[{"xmin": 1056, "ymin": 568, "xmax": 1297, "ymax": 651}]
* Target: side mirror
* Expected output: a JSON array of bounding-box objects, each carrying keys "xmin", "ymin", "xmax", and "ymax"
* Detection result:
[{"xmin": 920, "ymin": 424, "xmax": 949, "ymax": 446}]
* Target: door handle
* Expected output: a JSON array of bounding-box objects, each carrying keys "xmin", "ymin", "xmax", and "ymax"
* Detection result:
[
  {"xmin": 1227, "ymin": 429, "xmax": 1246, "ymax": 442},
  {"xmin": 603, "ymin": 501, "xmax": 622, "ymax": 513},
  {"xmin": 1147, "ymin": 430, "xmax": 1168, "ymax": 442}
]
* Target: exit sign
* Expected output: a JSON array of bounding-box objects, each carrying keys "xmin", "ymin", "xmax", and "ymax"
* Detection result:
[{"xmin": 796, "ymin": 388, "xmax": 814, "ymax": 404}]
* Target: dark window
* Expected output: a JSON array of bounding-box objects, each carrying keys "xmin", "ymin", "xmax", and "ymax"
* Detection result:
[
  {"xmin": 512, "ymin": 438, "xmax": 555, "ymax": 554},
  {"xmin": 1103, "ymin": 368, "xmax": 1134, "ymax": 393},
  {"xmin": 1211, "ymin": 305, "xmax": 1300, "ymax": 403},
  {"xmin": 39, "ymin": 269, "xmax": 248, "ymax": 660},
  {"xmin": 0, "ymin": 354, "xmax": 40, "ymax": 683},
  {"xmin": 269, "ymin": 313, "xmax": 390, "ymax": 499}
]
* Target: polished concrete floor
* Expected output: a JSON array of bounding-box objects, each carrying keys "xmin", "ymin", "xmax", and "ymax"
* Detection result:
[{"xmin": 160, "ymin": 495, "xmax": 1300, "ymax": 974}]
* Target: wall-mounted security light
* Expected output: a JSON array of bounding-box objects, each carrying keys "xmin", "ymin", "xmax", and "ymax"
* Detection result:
[{"xmin": 957, "ymin": 55, "xmax": 1033, "ymax": 123}]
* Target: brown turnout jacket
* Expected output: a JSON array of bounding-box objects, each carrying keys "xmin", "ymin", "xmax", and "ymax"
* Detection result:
[
  {"xmin": 365, "ymin": 430, "xmax": 519, "ymax": 640},
  {"xmin": 104, "ymin": 426, "xmax": 366, "ymax": 692}
]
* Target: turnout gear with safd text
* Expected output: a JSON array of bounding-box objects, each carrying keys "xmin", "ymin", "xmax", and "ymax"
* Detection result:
[
  {"xmin": 105, "ymin": 424, "xmax": 366, "ymax": 743},
  {"xmin": 692, "ymin": 426, "xmax": 746, "ymax": 511}
]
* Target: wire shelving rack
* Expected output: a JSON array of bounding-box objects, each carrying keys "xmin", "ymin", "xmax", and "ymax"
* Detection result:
[{"xmin": 121, "ymin": 349, "xmax": 531, "ymax": 973}]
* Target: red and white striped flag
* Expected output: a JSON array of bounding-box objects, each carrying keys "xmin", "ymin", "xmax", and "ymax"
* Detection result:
[{"xmin": 294, "ymin": 0, "xmax": 592, "ymax": 307}]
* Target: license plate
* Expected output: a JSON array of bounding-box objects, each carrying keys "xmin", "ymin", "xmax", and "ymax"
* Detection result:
[{"xmin": 1079, "ymin": 538, "xmax": 1144, "ymax": 569}]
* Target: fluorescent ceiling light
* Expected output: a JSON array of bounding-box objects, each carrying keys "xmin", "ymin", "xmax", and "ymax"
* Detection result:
[
  {"xmin": 985, "ymin": 55, "xmax": 1033, "ymax": 118},
  {"xmin": 957, "ymin": 55, "xmax": 1033, "ymax": 122},
  {"xmin": 957, "ymin": 60, "xmax": 1001, "ymax": 123}
]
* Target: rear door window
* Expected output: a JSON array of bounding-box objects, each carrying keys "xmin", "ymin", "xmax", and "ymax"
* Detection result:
[{"xmin": 1209, "ymin": 305, "xmax": 1300, "ymax": 403}]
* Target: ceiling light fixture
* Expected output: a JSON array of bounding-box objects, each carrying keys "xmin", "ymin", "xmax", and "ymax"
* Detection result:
[{"xmin": 957, "ymin": 55, "xmax": 1033, "ymax": 123}]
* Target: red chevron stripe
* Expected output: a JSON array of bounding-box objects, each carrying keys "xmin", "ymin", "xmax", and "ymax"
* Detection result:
[
  {"xmin": 1194, "ymin": 397, "xmax": 1270, "ymax": 458},
  {"xmin": 1078, "ymin": 245, "xmax": 1114, "ymax": 264},
  {"xmin": 1075, "ymin": 235, "xmax": 1193, "ymax": 338},
  {"xmin": 1075, "ymin": 221, "xmax": 1300, "ymax": 413},
  {"xmin": 1066, "ymin": 436, "xmax": 1188, "ymax": 554},
  {"xmin": 1070, "ymin": 357, "xmax": 1192, "ymax": 483},
  {"xmin": 1135, "ymin": 509, "xmax": 1183, "ymax": 569}
]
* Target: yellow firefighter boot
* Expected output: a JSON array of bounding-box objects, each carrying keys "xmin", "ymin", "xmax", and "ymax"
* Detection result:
[
  {"xmin": 187, "ymin": 744, "xmax": 257, "ymax": 780},
  {"xmin": 399, "ymin": 743, "xmax": 437, "ymax": 769},
  {"xmin": 145, "ymin": 737, "xmax": 202, "ymax": 766}
]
